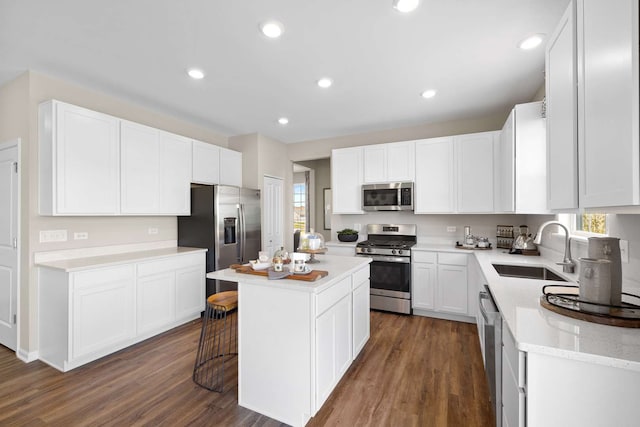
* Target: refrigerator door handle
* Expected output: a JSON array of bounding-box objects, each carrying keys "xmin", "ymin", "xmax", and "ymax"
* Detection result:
[{"xmin": 238, "ymin": 204, "xmax": 246, "ymax": 262}]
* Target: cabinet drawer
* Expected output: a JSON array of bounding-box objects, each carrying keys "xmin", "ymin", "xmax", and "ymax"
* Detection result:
[
  {"xmin": 438, "ymin": 252, "xmax": 468, "ymax": 266},
  {"xmin": 317, "ymin": 276, "xmax": 351, "ymax": 316},
  {"xmin": 412, "ymin": 251, "xmax": 437, "ymax": 264},
  {"xmin": 352, "ymin": 266, "xmax": 370, "ymax": 289},
  {"xmin": 73, "ymin": 265, "xmax": 135, "ymax": 290},
  {"xmin": 137, "ymin": 253, "xmax": 203, "ymax": 277}
]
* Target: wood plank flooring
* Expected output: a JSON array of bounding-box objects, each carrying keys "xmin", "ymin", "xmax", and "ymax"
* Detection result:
[{"xmin": 0, "ymin": 311, "xmax": 493, "ymax": 426}]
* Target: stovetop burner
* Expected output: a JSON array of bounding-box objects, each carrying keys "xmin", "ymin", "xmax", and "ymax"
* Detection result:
[{"xmin": 355, "ymin": 224, "xmax": 417, "ymax": 257}]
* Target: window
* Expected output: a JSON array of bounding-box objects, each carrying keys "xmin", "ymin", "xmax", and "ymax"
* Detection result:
[
  {"xmin": 293, "ymin": 183, "xmax": 306, "ymax": 232},
  {"xmin": 574, "ymin": 213, "xmax": 607, "ymax": 235}
]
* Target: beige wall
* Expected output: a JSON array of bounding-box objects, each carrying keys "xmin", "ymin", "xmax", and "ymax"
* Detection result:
[
  {"xmin": 1, "ymin": 71, "xmax": 230, "ymax": 354},
  {"xmin": 287, "ymin": 109, "xmax": 511, "ymax": 161}
]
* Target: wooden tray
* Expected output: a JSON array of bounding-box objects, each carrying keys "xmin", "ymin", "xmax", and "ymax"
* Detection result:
[
  {"xmin": 455, "ymin": 245, "xmax": 492, "ymax": 251},
  {"xmin": 230, "ymin": 265, "xmax": 329, "ymax": 282},
  {"xmin": 540, "ymin": 285, "xmax": 640, "ymax": 328}
]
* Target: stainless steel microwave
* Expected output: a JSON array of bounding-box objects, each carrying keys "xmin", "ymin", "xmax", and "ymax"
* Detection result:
[{"xmin": 362, "ymin": 182, "xmax": 414, "ymax": 211}]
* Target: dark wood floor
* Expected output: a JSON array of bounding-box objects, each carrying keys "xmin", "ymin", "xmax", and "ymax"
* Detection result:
[{"xmin": 0, "ymin": 312, "xmax": 493, "ymax": 426}]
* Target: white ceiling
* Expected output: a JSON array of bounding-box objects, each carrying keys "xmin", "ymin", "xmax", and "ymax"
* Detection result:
[{"xmin": 0, "ymin": 0, "xmax": 570, "ymax": 144}]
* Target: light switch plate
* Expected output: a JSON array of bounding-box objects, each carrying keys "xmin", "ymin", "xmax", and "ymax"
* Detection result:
[
  {"xmin": 447, "ymin": 226, "xmax": 457, "ymax": 232},
  {"xmin": 40, "ymin": 229, "xmax": 68, "ymax": 242},
  {"xmin": 620, "ymin": 240, "xmax": 629, "ymax": 263}
]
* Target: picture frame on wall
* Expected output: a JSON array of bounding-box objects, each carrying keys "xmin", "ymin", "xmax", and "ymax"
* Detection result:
[{"xmin": 323, "ymin": 188, "xmax": 332, "ymax": 230}]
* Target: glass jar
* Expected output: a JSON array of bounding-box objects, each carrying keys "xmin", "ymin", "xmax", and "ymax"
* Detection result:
[{"xmin": 298, "ymin": 229, "xmax": 326, "ymax": 251}]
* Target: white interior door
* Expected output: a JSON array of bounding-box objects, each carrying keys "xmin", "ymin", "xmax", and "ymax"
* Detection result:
[
  {"xmin": 263, "ymin": 176, "xmax": 284, "ymax": 257},
  {"xmin": 0, "ymin": 140, "xmax": 19, "ymax": 351}
]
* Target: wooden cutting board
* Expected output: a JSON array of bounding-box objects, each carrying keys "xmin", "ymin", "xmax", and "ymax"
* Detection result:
[{"xmin": 230, "ymin": 264, "xmax": 329, "ymax": 282}]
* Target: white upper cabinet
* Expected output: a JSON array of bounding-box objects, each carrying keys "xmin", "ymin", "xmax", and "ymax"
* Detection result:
[
  {"xmin": 577, "ymin": 0, "xmax": 639, "ymax": 208},
  {"xmin": 455, "ymin": 132, "xmax": 497, "ymax": 213},
  {"xmin": 191, "ymin": 140, "xmax": 220, "ymax": 185},
  {"xmin": 414, "ymin": 137, "xmax": 456, "ymax": 213},
  {"xmin": 120, "ymin": 121, "xmax": 161, "ymax": 214},
  {"xmin": 219, "ymin": 147, "xmax": 243, "ymax": 187},
  {"xmin": 39, "ymin": 100, "xmax": 120, "ymax": 215},
  {"xmin": 546, "ymin": 2, "xmax": 579, "ymax": 211},
  {"xmin": 498, "ymin": 102, "xmax": 548, "ymax": 214},
  {"xmin": 159, "ymin": 131, "xmax": 191, "ymax": 215},
  {"xmin": 121, "ymin": 124, "xmax": 192, "ymax": 215},
  {"xmin": 363, "ymin": 141, "xmax": 415, "ymax": 183},
  {"xmin": 332, "ymin": 147, "xmax": 364, "ymax": 214},
  {"xmin": 546, "ymin": 0, "xmax": 640, "ymax": 210}
]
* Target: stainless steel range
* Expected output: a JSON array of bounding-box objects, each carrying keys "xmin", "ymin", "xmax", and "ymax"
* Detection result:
[{"xmin": 356, "ymin": 224, "xmax": 416, "ymax": 314}]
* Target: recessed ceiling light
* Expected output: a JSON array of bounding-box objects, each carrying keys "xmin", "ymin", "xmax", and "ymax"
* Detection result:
[
  {"xmin": 261, "ymin": 21, "xmax": 284, "ymax": 38},
  {"xmin": 518, "ymin": 34, "xmax": 545, "ymax": 50},
  {"xmin": 187, "ymin": 68, "xmax": 205, "ymax": 80},
  {"xmin": 278, "ymin": 117, "xmax": 289, "ymax": 125},
  {"xmin": 393, "ymin": 0, "xmax": 420, "ymax": 13},
  {"xmin": 317, "ymin": 78, "xmax": 333, "ymax": 88},
  {"xmin": 421, "ymin": 89, "xmax": 437, "ymax": 99}
]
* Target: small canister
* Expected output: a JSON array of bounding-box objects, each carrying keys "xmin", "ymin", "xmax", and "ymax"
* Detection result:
[
  {"xmin": 578, "ymin": 258, "xmax": 612, "ymax": 314},
  {"xmin": 273, "ymin": 256, "xmax": 283, "ymax": 272}
]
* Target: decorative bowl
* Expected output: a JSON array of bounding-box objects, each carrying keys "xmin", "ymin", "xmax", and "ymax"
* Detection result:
[
  {"xmin": 249, "ymin": 260, "xmax": 271, "ymax": 270},
  {"xmin": 337, "ymin": 233, "xmax": 358, "ymax": 242}
]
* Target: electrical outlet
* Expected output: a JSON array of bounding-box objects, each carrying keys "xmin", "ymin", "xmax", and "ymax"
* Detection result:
[
  {"xmin": 620, "ymin": 240, "xmax": 629, "ymax": 263},
  {"xmin": 447, "ymin": 226, "xmax": 457, "ymax": 232},
  {"xmin": 148, "ymin": 227, "xmax": 159, "ymax": 235},
  {"xmin": 40, "ymin": 229, "xmax": 68, "ymax": 242},
  {"xmin": 74, "ymin": 232, "xmax": 89, "ymax": 240}
]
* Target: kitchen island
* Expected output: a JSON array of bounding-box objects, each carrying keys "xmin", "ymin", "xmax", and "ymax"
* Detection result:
[{"xmin": 207, "ymin": 255, "xmax": 371, "ymax": 427}]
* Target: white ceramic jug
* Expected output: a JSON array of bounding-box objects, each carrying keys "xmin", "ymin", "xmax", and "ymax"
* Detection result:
[{"xmin": 588, "ymin": 237, "xmax": 622, "ymax": 305}]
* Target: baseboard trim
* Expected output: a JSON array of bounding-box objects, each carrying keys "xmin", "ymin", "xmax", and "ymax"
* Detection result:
[{"xmin": 17, "ymin": 348, "xmax": 39, "ymax": 363}]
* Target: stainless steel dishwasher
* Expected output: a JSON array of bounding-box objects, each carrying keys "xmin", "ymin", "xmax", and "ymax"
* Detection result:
[{"xmin": 478, "ymin": 285, "xmax": 502, "ymax": 427}]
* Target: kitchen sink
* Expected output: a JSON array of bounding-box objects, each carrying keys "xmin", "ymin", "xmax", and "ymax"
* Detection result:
[{"xmin": 492, "ymin": 264, "xmax": 567, "ymax": 282}]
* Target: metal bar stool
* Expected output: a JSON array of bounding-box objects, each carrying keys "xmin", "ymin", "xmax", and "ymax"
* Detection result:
[{"xmin": 193, "ymin": 291, "xmax": 238, "ymax": 392}]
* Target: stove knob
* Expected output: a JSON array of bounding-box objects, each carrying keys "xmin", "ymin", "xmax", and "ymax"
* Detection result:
[
  {"xmin": 367, "ymin": 248, "xmax": 372, "ymax": 253},
  {"xmin": 391, "ymin": 249, "xmax": 397, "ymax": 255},
  {"xmin": 398, "ymin": 249, "xmax": 404, "ymax": 255}
]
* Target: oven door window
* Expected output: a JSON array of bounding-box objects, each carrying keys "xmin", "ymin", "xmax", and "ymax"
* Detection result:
[
  {"xmin": 369, "ymin": 261, "xmax": 410, "ymax": 292},
  {"xmin": 363, "ymin": 189, "xmax": 399, "ymax": 207}
]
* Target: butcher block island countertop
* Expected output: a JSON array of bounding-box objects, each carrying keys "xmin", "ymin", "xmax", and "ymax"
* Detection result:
[{"xmin": 207, "ymin": 255, "xmax": 371, "ymax": 427}]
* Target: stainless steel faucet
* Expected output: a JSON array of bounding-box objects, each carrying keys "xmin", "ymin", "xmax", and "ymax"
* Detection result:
[{"xmin": 533, "ymin": 221, "xmax": 575, "ymax": 273}]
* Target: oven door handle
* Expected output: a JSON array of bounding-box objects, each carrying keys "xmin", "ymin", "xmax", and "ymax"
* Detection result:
[{"xmin": 356, "ymin": 254, "xmax": 410, "ymax": 263}]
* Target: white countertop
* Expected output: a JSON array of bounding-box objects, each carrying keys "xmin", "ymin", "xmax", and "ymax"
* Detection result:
[
  {"xmin": 36, "ymin": 246, "xmax": 207, "ymax": 272},
  {"xmin": 207, "ymin": 254, "xmax": 371, "ymax": 293},
  {"xmin": 324, "ymin": 240, "xmax": 359, "ymax": 248},
  {"xmin": 472, "ymin": 250, "xmax": 640, "ymax": 371}
]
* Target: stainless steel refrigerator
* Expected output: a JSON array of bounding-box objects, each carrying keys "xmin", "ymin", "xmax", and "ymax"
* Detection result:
[{"xmin": 178, "ymin": 185, "xmax": 261, "ymax": 296}]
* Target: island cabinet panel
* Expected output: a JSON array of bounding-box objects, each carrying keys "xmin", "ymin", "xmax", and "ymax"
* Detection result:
[
  {"xmin": 37, "ymin": 251, "xmax": 205, "ymax": 372},
  {"xmin": 232, "ymin": 260, "xmax": 371, "ymax": 427}
]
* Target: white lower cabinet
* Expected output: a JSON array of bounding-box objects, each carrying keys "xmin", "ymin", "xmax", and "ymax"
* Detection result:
[
  {"xmin": 412, "ymin": 251, "xmax": 471, "ymax": 320},
  {"xmin": 501, "ymin": 324, "xmax": 525, "ymax": 427},
  {"xmin": 71, "ymin": 265, "xmax": 136, "ymax": 360},
  {"xmin": 38, "ymin": 251, "xmax": 205, "ymax": 372},
  {"xmin": 352, "ymin": 266, "xmax": 370, "ymax": 358}
]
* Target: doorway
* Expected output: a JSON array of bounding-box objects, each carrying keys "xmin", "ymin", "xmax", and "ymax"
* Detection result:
[
  {"xmin": 0, "ymin": 139, "xmax": 20, "ymax": 351},
  {"xmin": 292, "ymin": 159, "xmax": 331, "ymax": 242},
  {"xmin": 263, "ymin": 175, "xmax": 284, "ymax": 257}
]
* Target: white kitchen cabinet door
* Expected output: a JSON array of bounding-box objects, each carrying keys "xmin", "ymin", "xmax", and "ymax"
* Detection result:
[
  {"xmin": 39, "ymin": 100, "xmax": 120, "ymax": 215},
  {"xmin": 159, "ymin": 131, "xmax": 191, "ymax": 215},
  {"xmin": 315, "ymin": 294, "xmax": 352, "ymax": 409},
  {"xmin": 498, "ymin": 110, "xmax": 515, "ymax": 213},
  {"xmin": 363, "ymin": 144, "xmax": 386, "ymax": 183},
  {"xmin": 414, "ymin": 137, "xmax": 455, "ymax": 213},
  {"xmin": 363, "ymin": 141, "xmax": 415, "ymax": 183},
  {"xmin": 387, "ymin": 141, "xmax": 415, "ymax": 181},
  {"xmin": 456, "ymin": 132, "xmax": 496, "ymax": 213},
  {"xmin": 437, "ymin": 265, "xmax": 468, "ymax": 315},
  {"xmin": 120, "ymin": 121, "xmax": 160, "ymax": 214},
  {"xmin": 331, "ymin": 147, "xmax": 363, "ymax": 214},
  {"xmin": 352, "ymin": 276, "xmax": 370, "ymax": 358},
  {"xmin": 175, "ymin": 265, "xmax": 205, "ymax": 319},
  {"xmin": 412, "ymin": 262, "xmax": 437, "ymax": 311},
  {"xmin": 219, "ymin": 147, "xmax": 242, "ymax": 187},
  {"xmin": 136, "ymin": 272, "xmax": 175, "ymax": 335},
  {"xmin": 192, "ymin": 140, "xmax": 220, "ymax": 185},
  {"xmin": 71, "ymin": 265, "xmax": 135, "ymax": 360},
  {"xmin": 546, "ymin": 2, "xmax": 579, "ymax": 211},
  {"xmin": 577, "ymin": 0, "xmax": 640, "ymax": 207}
]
